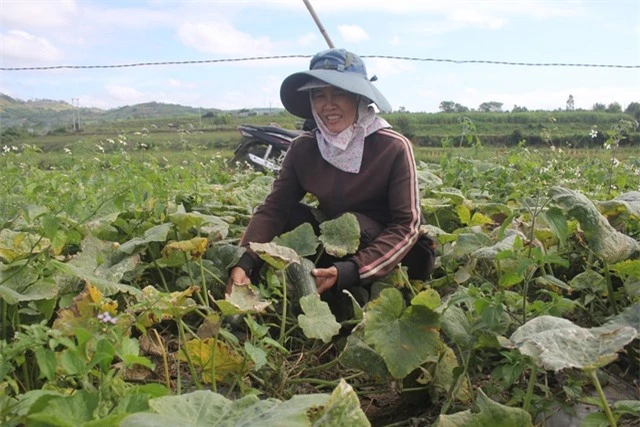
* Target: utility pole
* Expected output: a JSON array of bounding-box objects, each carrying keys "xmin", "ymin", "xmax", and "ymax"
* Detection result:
[{"xmin": 71, "ymin": 98, "xmax": 80, "ymax": 131}]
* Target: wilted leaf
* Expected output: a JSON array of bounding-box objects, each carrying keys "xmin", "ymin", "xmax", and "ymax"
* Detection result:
[
  {"xmin": 338, "ymin": 333, "xmax": 390, "ymax": 381},
  {"xmin": 135, "ymin": 286, "xmax": 200, "ymax": 327},
  {"xmin": 472, "ymin": 231, "xmax": 526, "ymax": 260},
  {"xmin": 593, "ymin": 302, "xmax": 640, "ymax": 335},
  {"xmin": 411, "ymin": 289, "xmax": 442, "ymax": 310},
  {"xmin": 319, "ymin": 213, "xmax": 360, "ymax": 258},
  {"xmin": 309, "ymin": 379, "xmax": 370, "ymax": 426},
  {"xmin": 597, "ymin": 191, "xmax": 640, "ymax": 219},
  {"xmin": 53, "ymin": 236, "xmax": 142, "ymax": 297},
  {"xmin": 549, "ymin": 187, "xmax": 640, "ymax": 263},
  {"xmin": 433, "ymin": 389, "xmax": 533, "ymax": 427},
  {"xmin": 177, "ymin": 338, "xmax": 245, "ymax": 383},
  {"xmin": 541, "ymin": 207, "xmax": 569, "ymax": 244},
  {"xmin": 453, "ymin": 233, "xmax": 493, "ymax": 258},
  {"xmin": 505, "ymin": 315, "xmax": 637, "ymax": 371},
  {"xmin": 363, "ymin": 288, "xmax": 441, "ymax": 379},
  {"xmin": 162, "ymin": 237, "xmax": 208, "ymax": 259},
  {"xmin": 441, "ymin": 305, "xmax": 475, "ymax": 349},
  {"xmin": 249, "ymin": 242, "xmax": 300, "ymax": 270},
  {"xmin": 216, "ymin": 285, "xmax": 270, "ymax": 315},
  {"xmin": 429, "ymin": 345, "xmax": 472, "ymax": 402},
  {"xmin": 273, "ymin": 223, "xmax": 319, "ymax": 257},
  {"xmin": 569, "ymin": 269, "xmax": 607, "ymax": 294},
  {"xmin": 169, "ymin": 212, "xmax": 228, "ymax": 238},
  {"xmin": 0, "ymin": 229, "xmax": 51, "ymax": 263},
  {"xmin": 297, "ymin": 294, "xmax": 341, "ymax": 343}
]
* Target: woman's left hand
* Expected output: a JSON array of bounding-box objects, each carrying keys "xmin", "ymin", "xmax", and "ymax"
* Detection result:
[{"xmin": 312, "ymin": 266, "xmax": 338, "ymax": 294}]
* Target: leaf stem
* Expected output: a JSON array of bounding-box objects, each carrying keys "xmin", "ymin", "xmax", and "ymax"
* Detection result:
[
  {"xmin": 523, "ymin": 362, "xmax": 537, "ymax": 413},
  {"xmin": 602, "ymin": 261, "xmax": 619, "ymax": 315},
  {"xmin": 588, "ymin": 369, "xmax": 617, "ymax": 427},
  {"xmin": 279, "ymin": 269, "xmax": 288, "ymax": 346}
]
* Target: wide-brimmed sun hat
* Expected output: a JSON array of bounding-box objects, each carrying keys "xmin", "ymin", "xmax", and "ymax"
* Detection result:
[{"xmin": 280, "ymin": 48, "xmax": 392, "ymax": 119}]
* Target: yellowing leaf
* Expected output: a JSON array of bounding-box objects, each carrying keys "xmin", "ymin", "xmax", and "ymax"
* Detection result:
[
  {"xmin": 162, "ymin": 237, "xmax": 209, "ymax": 259},
  {"xmin": 177, "ymin": 338, "xmax": 245, "ymax": 383}
]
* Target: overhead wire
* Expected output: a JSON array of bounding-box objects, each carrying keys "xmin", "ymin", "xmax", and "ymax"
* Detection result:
[{"xmin": 1, "ymin": 54, "xmax": 638, "ymax": 71}]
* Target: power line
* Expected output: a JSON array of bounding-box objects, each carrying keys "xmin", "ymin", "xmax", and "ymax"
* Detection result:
[{"xmin": 1, "ymin": 54, "xmax": 638, "ymax": 71}]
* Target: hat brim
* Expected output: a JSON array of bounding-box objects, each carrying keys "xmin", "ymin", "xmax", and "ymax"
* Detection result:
[{"xmin": 280, "ymin": 70, "xmax": 392, "ymax": 119}]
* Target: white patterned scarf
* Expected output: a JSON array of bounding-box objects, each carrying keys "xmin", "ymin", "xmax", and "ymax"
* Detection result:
[{"xmin": 312, "ymin": 97, "xmax": 390, "ymax": 174}]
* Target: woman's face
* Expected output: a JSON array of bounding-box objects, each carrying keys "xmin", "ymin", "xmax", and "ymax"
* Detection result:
[{"xmin": 310, "ymin": 86, "xmax": 358, "ymax": 133}]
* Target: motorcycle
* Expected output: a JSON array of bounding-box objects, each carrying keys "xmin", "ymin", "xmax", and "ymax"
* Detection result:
[{"xmin": 231, "ymin": 124, "xmax": 303, "ymax": 172}]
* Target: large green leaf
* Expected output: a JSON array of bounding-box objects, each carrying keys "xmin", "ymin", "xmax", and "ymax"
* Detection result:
[
  {"xmin": 297, "ymin": 294, "xmax": 341, "ymax": 343},
  {"xmin": 117, "ymin": 222, "xmax": 173, "ymax": 255},
  {"xmin": 120, "ymin": 389, "xmax": 330, "ymax": 427},
  {"xmin": 549, "ymin": 187, "xmax": 640, "ymax": 263},
  {"xmin": 26, "ymin": 390, "xmax": 99, "ymax": 427},
  {"xmin": 319, "ymin": 213, "xmax": 360, "ymax": 258},
  {"xmin": 363, "ymin": 288, "xmax": 441, "ymax": 379},
  {"xmin": 53, "ymin": 236, "xmax": 141, "ymax": 297},
  {"xmin": 433, "ymin": 389, "xmax": 532, "ymax": 427},
  {"xmin": 0, "ymin": 266, "xmax": 57, "ymax": 304},
  {"xmin": 273, "ymin": 223, "xmax": 319, "ymax": 257},
  {"xmin": 504, "ymin": 315, "xmax": 637, "ymax": 371}
]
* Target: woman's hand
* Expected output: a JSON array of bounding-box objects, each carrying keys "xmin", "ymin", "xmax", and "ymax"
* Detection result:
[
  {"xmin": 226, "ymin": 266, "xmax": 251, "ymax": 295},
  {"xmin": 312, "ymin": 266, "xmax": 338, "ymax": 294}
]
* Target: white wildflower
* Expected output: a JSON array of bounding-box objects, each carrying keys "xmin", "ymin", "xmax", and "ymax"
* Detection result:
[
  {"xmin": 590, "ymin": 129, "xmax": 598, "ymax": 138},
  {"xmin": 64, "ymin": 148, "xmax": 72, "ymax": 155}
]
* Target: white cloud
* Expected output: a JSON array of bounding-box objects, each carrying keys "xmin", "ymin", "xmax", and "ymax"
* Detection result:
[
  {"xmin": 168, "ymin": 79, "xmax": 196, "ymax": 89},
  {"xmin": 177, "ymin": 21, "xmax": 273, "ymax": 55},
  {"xmin": 297, "ymin": 32, "xmax": 319, "ymax": 46},
  {"xmin": 450, "ymin": 9, "xmax": 506, "ymax": 30},
  {"xmin": 1, "ymin": 0, "xmax": 78, "ymax": 29},
  {"xmin": 365, "ymin": 57, "xmax": 417, "ymax": 79},
  {"xmin": 1, "ymin": 30, "xmax": 64, "ymax": 63},
  {"xmin": 390, "ymin": 35, "xmax": 400, "ymax": 45},
  {"xmin": 105, "ymin": 85, "xmax": 145, "ymax": 105},
  {"xmin": 337, "ymin": 25, "xmax": 370, "ymax": 43}
]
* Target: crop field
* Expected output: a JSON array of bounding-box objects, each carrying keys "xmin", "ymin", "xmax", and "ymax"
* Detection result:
[{"xmin": 0, "ymin": 122, "xmax": 639, "ymax": 426}]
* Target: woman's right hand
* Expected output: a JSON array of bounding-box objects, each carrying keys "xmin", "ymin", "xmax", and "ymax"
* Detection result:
[{"xmin": 226, "ymin": 266, "xmax": 251, "ymax": 295}]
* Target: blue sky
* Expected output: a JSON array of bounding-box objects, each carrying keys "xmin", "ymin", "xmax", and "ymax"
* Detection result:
[{"xmin": 1, "ymin": 0, "xmax": 639, "ymax": 113}]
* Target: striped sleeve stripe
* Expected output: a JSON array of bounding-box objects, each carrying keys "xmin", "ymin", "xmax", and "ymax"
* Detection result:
[{"xmin": 358, "ymin": 129, "xmax": 421, "ymax": 279}]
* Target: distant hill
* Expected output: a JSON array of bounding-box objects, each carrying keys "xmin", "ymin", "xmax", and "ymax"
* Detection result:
[{"xmin": 0, "ymin": 94, "xmax": 229, "ymax": 132}]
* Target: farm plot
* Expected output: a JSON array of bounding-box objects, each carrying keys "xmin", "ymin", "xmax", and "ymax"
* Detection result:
[{"xmin": 0, "ymin": 143, "xmax": 638, "ymax": 426}]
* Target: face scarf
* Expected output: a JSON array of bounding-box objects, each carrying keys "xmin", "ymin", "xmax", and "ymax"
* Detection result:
[{"xmin": 311, "ymin": 96, "xmax": 390, "ymax": 174}]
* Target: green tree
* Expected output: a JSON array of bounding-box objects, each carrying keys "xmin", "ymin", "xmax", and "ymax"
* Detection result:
[
  {"xmin": 454, "ymin": 103, "xmax": 469, "ymax": 113},
  {"xmin": 606, "ymin": 102, "xmax": 622, "ymax": 113},
  {"xmin": 439, "ymin": 101, "xmax": 456, "ymax": 113},
  {"xmin": 624, "ymin": 101, "xmax": 640, "ymax": 120},
  {"xmin": 479, "ymin": 101, "xmax": 503, "ymax": 112},
  {"xmin": 592, "ymin": 102, "xmax": 606, "ymax": 111}
]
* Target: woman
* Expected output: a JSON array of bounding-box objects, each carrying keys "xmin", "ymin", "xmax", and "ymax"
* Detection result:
[{"xmin": 227, "ymin": 48, "xmax": 434, "ymax": 297}]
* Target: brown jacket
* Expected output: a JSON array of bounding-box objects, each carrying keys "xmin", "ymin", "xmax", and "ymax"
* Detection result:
[{"xmin": 236, "ymin": 128, "xmax": 421, "ymax": 287}]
